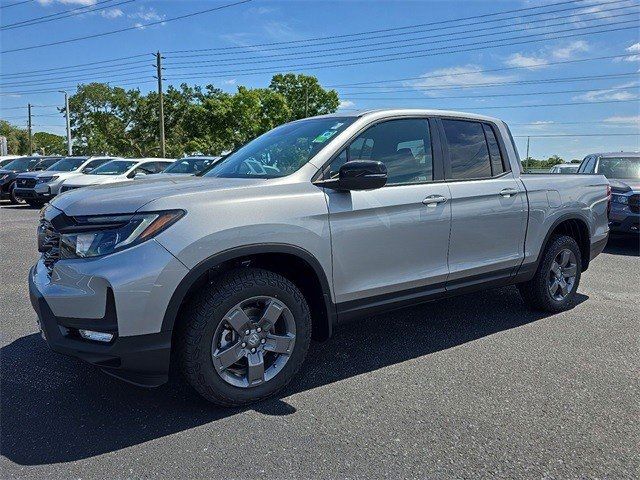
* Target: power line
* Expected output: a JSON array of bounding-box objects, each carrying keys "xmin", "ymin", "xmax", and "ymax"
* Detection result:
[
  {"xmin": 1, "ymin": 0, "xmax": 138, "ymax": 31},
  {"xmin": 337, "ymin": 85, "xmax": 638, "ymax": 101},
  {"xmin": 0, "ymin": 55, "xmax": 151, "ymax": 78},
  {"xmin": 165, "ymin": 0, "xmax": 604, "ymax": 54},
  {"xmin": 163, "ymin": 10, "xmax": 640, "ymax": 70},
  {"xmin": 164, "ymin": 1, "xmax": 638, "ymax": 64},
  {"xmin": 327, "ymin": 54, "xmax": 638, "ymax": 88},
  {"xmin": 0, "ymin": 71, "xmax": 154, "ymax": 88},
  {"xmin": 0, "ymin": 0, "xmax": 32, "ymax": 10},
  {"xmin": 163, "ymin": 22, "xmax": 640, "ymax": 78},
  {"xmin": 0, "ymin": 0, "xmax": 253, "ymax": 54},
  {"xmin": 0, "ymin": 79, "xmax": 158, "ymax": 96}
]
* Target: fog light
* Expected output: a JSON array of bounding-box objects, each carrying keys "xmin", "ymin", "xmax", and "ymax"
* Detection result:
[{"xmin": 79, "ymin": 329, "xmax": 114, "ymax": 343}]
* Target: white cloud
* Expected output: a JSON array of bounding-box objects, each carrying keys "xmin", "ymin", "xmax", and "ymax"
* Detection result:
[
  {"xmin": 551, "ymin": 41, "xmax": 589, "ymax": 60},
  {"xmin": 339, "ymin": 100, "xmax": 355, "ymax": 109},
  {"xmin": 405, "ymin": 65, "xmax": 514, "ymax": 94},
  {"xmin": 262, "ymin": 21, "xmax": 300, "ymax": 41},
  {"xmin": 247, "ymin": 6, "xmax": 275, "ymax": 15},
  {"xmin": 100, "ymin": 8, "xmax": 123, "ymax": 19},
  {"xmin": 604, "ymin": 115, "xmax": 640, "ymax": 125},
  {"xmin": 505, "ymin": 53, "xmax": 548, "ymax": 70},
  {"xmin": 615, "ymin": 43, "xmax": 640, "ymax": 62},
  {"xmin": 627, "ymin": 43, "xmax": 640, "ymax": 53},
  {"xmin": 222, "ymin": 79, "xmax": 237, "ymax": 85},
  {"xmin": 128, "ymin": 6, "xmax": 165, "ymax": 22},
  {"xmin": 573, "ymin": 81, "xmax": 640, "ymax": 102}
]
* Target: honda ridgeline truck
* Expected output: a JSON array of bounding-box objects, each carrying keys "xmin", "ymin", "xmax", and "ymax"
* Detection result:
[{"xmin": 29, "ymin": 109, "xmax": 610, "ymax": 406}]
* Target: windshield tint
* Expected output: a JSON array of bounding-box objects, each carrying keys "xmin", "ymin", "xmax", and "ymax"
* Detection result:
[
  {"xmin": 91, "ymin": 160, "xmax": 137, "ymax": 175},
  {"xmin": 596, "ymin": 157, "xmax": 640, "ymax": 179},
  {"xmin": 204, "ymin": 117, "xmax": 356, "ymax": 179},
  {"xmin": 47, "ymin": 157, "xmax": 88, "ymax": 172},
  {"xmin": 164, "ymin": 157, "xmax": 218, "ymax": 174},
  {"xmin": 2, "ymin": 158, "xmax": 35, "ymax": 171}
]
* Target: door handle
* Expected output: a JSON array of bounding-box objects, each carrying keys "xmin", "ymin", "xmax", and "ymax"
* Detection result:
[
  {"xmin": 499, "ymin": 188, "xmax": 519, "ymax": 198},
  {"xmin": 422, "ymin": 194, "xmax": 448, "ymax": 206}
]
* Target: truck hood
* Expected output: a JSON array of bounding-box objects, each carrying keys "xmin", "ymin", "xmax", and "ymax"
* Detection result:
[
  {"xmin": 609, "ymin": 178, "xmax": 640, "ymax": 192},
  {"xmin": 51, "ymin": 175, "xmax": 267, "ymax": 216},
  {"xmin": 62, "ymin": 173, "xmax": 128, "ymax": 187},
  {"xmin": 16, "ymin": 171, "xmax": 41, "ymax": 179}
]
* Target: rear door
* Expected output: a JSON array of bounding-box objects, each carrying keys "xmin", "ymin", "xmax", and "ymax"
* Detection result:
[
  {"xmin": 439, "ymin": 118, "xmax": 527, "ymax": 286},
  {"xmin": 323, "ymin": 117, "xmax": 452, "ymax": 309}
]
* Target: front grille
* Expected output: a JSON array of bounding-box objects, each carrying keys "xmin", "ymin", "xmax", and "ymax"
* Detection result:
[
  {"xmin": 629, "ymin": 194, "xmax": 639, "ymax": 214},
  {"xmin": 39, "ymin": 219, "xmax": 61, "ymax": 273},
  {"xmin": 17, "ymin": 178, "xmax": 37, "ymax": 188}
]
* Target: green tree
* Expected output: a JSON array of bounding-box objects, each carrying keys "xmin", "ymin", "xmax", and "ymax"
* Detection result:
[
  {"xmin": 269, "ymin": 73, "xmax": 339, "ymax": 120},
  {"xmin": 33, "ymin": 132, "xmax": 66, "ymax": 155},
  {"xmin": 0, "ymin": 120, "xmax": 29, "ymax": 154}
]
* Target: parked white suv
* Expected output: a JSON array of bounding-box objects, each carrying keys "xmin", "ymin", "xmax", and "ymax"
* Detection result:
[
  {"xmin": 59, "ymin": 158, "xmax": 173, "ymax": 193},
  {"xmin": 13, "ymin": 156, "xmax": 118, "ymax": 207},
  {"xmin": 29, "ymin": 109, "xmax": 609, "ymax": 406}
]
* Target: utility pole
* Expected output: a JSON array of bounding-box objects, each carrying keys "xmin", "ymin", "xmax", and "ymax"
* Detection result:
[
  {"xmin": 155, "ymin": 51, "xmax": 166, "ymax": 157},
  {"xmin": 525, "ymin": 136, "xmax": 530, "ymax": 172},
  {"xmin": 27, "ymin": 103, "xmax": 33, "ymax": 155},
  {"xmin": 59, "ymin": 90, "xmax": 72, "ymax": 155},
  {"xmin": 304, "ymin": 83, "xmax": 309, "ymax": 118}
]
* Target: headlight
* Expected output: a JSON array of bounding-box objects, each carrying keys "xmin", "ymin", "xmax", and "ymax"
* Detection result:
[
  {"xmin": 59, "ymin": 210, "xmax": 184, "ymax": 259},
  {"xmin": 611, "ymin": 194, "xmax": 629, "ymax": 205},
  {"xmin": 37, "ymin": 176, "xmax": 58, "ymax": 184}
]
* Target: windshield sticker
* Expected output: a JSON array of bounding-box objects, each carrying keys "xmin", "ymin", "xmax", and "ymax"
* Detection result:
[
  {"xmin": 312, "ymin": 130, "xmax": 338, "ymax": 143},
  {"xmin": 330, "ymin": 122, "xmax": 344, "ymax": 130}
]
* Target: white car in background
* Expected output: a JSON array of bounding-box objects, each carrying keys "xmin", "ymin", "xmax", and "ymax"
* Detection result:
[
  {"xmin": 59, "ymin": 158, "xmax": 173, "ymax": 193},
  {"xmin": 549, "ymin": 164, "xmax": 580, "ymax": 174},
  {"xmin": 13, "ymin": 156, "xmax": 119, "ymax": 207}
]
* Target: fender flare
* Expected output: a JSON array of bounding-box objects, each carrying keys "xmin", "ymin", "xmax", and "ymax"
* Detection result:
[{"xmin": 161, "ymin": 243, "xmax": 336, "ymax": 335}]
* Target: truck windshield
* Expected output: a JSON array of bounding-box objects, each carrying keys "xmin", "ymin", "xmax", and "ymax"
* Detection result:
[
  {"xmin": 164, "ymin": 157, "xmax": 219, "ymax": 174},
  {"xmin": 204, "ymin": 117, "xmax": 356, "ymax": 179},
  {"xmin": 2, "ymin": 157, "xmax": 37, "ymax": 171},
  {"xmin": 47, "ymin": 157, "xmax": 88, "ymax": 172},
  {"xmin": 90, "ymin": 160, "xmax": 137, "ymax": 175},
  {"xmin": 596, "ymin": 157, "xmax": 640, "ymax": 179}
]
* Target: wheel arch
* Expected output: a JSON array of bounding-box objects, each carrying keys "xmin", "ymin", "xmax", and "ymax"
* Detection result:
[
  {"xmin": 162, "ymin": 244, "xmax": 337, "ymax": 342},
  {"xmin": 537, "ymin": 214, "xmax": 592, "ymax": 272}
]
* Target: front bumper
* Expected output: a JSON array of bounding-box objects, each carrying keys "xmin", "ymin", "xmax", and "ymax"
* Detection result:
[
  {"xmin": 608, "ymin": 206, "xmax": 639, "ymax": 234},
  {"xmin": 14, "ymin": 185, "xmax": 54, "ymax": 201},
  {"xmin": 29, "ymin": 265, "xmax": 172, "ymax": 387}
]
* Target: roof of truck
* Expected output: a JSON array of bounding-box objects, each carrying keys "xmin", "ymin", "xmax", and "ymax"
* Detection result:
[
  {"xmin": 311, "ymin": 108, "xmax": 503, "ymax": 124},
  {"xmin": 591, "ymin": 152, "xmax": 640, "ymax": 158}
]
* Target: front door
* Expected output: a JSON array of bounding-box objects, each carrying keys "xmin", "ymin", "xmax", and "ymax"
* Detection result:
[{"xmin": 322, "ymin": 118, "xmax": 452, "ymax": 313}]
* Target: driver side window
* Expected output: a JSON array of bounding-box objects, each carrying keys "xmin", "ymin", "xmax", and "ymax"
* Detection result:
[{"xmin": 325, "ymin": 118, "xmax": 433, "ymax": 185}]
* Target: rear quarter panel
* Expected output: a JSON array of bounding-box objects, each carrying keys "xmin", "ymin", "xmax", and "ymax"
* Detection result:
[{"xmin": 519, "ymin": 173, "xmax": 609, "ymax": 266}]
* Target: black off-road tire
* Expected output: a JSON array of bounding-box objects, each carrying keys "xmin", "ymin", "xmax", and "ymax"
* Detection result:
[
  {"xmin": 517, "ymin": 234, "xmax": 582, "ymax": 312},
  {"xmin": 177, "ymin": 267, "xmax": 312, "ymax": 407},
  {"xmin": 9, "ymin": 183, "xmax": 24, "ymax": 205}
]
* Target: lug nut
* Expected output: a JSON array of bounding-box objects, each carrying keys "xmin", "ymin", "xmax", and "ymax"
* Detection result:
[
  {"xmin": 251, "ymin": 348, "xmax": 256, "ymax": 353},
  {"xmin": 245, "ymin": 329, "xmax": 250, "ymax": 335},
  {"xmin": 241, "ymin": 342, "xmax": 246, "ymax": 348},
  {"xmin": 260, "ymin": 339, "xmax": 266, "ymax": 344},
  {"xmin": 256, "ymin": 327, "xmax": 262, "ymax": 333}
]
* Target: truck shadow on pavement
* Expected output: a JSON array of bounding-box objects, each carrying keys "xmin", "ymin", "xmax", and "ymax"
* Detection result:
[
  {"xmin": 603, "ymin": 235, "xmax": 639, "ymax": 257},
  {"xmin": 1, "ymin": 286, "xmax": 587, "ymax": 466}
]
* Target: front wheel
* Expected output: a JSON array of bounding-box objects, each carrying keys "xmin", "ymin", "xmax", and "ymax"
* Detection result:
[
  {"xmin": 177, "ymin": 268, "xmax": 311, "ymax": 407},
  {"xmin": 9, "ymin": 183, "xmax": 24, "ymax": 205},
  {"xmin": 518, "ymin": 235, "xmax": 582, "ymax": 312}
]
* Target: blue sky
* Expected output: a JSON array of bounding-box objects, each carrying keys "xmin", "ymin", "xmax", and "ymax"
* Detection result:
[{"xmin": 0, "ymin": 0, "xmax": 638, "ymax": 160}]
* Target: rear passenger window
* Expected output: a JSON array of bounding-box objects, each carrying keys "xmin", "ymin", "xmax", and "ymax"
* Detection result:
[
  {"xmin": 442, "ymin": 120, "xmax": 492, "ymax": 180},
  {"xmin": 483, "ymin": 124, "xmax": 505, "ymax": 175}
]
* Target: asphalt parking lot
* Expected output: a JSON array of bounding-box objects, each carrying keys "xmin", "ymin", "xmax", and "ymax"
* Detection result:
[{"xmin": 0, "ymin": 202, "xmax": 638, "ymax": 479}]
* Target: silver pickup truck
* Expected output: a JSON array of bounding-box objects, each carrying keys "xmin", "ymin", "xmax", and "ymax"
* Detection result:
[{"xmin": 29, "ymin": 109, "xmax": 609, "ymax": 406}]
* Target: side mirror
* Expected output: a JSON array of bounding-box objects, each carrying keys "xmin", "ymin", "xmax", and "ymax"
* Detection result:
[{"xmin": 316, "ymin": 160, "xmax": 387, "ymax": 191}]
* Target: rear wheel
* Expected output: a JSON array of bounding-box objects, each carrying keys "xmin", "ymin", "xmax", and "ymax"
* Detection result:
[
  {"xmin": 518, "ymin": 235, "xmax": 582, "ymax": 312},
  {"xmin": 177, "ymin": 268, "xmax": 311, "ymax": 407}
]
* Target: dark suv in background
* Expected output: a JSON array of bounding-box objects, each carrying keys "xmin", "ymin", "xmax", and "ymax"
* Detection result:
[
  {"xmin": 578, "ymin": 152, "xmax": 640, "ymax": 235},
  {"xmin": 0, "ymin": 156, "xmax": 61, "ymax": 204}
]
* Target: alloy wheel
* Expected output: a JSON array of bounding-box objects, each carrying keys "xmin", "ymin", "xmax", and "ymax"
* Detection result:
[
  {"xmin": 211, "ymin": 296, "xmax": 296, "ymax": 388},
  {"xmin": 548, "ymin": 248, "xmax": 578, "ymax": 301}
]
